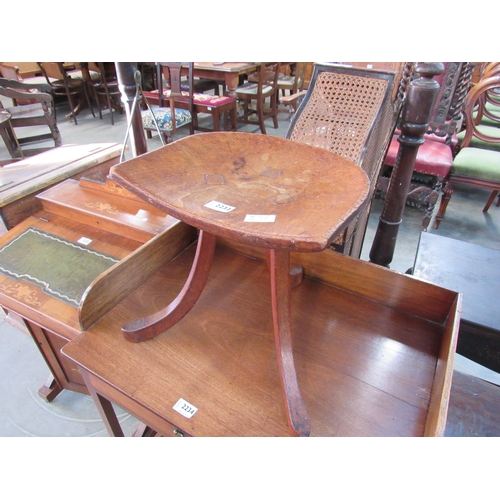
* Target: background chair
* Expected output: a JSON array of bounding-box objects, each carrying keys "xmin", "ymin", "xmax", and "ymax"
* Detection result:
[
  {"xmin": 0, "ymin": 78, "xmax": 61, "ymax": 158},
  {"xmin": 234, "ymin": 62, "xmax": 280, "ymax": 134},
  {"xmin": 141, "ymin": 62, "xmax": 194, "ymax": 144},
  {"xmin": 285, "ymin": 63, "xmax": 406, "ymax": 258},
  {"xmin": 277, "ymin": 63, "xmax": 306, "ymax": 116},
  {"xmin": 143, "ymin": 62, "xmax": 237, "ymax": 132},
  {"xmin": 37, "ymin": 62, "xmax": 94, "ymax": 125},
  {"xmin": 435, "ymin": 73, "xmax": 500, "ymax": 227},
  {"xmin": 90, "ymin": 63, "xmax": 123, "ymax": 125}
]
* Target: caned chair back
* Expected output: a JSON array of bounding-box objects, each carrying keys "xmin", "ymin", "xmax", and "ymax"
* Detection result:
[{"xmin": 286, "ymin": 63, "xmax": 404, "ymax": 258}]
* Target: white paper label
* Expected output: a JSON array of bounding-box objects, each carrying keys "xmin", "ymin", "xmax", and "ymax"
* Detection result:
[
  {"xmin": 244, "ymin": 214, "xmax": 276, "ymax": 222},
  {"xmin": 173, "ymin": 398, "xmax": 198, "ymax": 418},
  {"xmin": 204, "ymin": 200, "xmax": 235, "ymax": 213},
  {"xmin": 77, "ymin": 237, "xmax": 92, "ymax": 245}
]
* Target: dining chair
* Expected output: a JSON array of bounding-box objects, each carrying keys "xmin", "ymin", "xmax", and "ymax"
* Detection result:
[
  {"xmin": 142, "ymin": 62, "xmax": 237, "ymax": 132},
  {"xmin": 140, "ymin": 62, "xmax": 194, "ymax": 144},
  {"xmin": 90, "ymin": 63, "xmax": 123, "ymax": 125},
  {"xmin": 379, "ymin": 62, "xmax": 476, "ymax": 229},
  {"xmin": 277, "ymin": 63, "xmax": 306, "ymax": 116},
  {"xmin": 435, "ymin": 73, "xmax": 500, "ymax": 227},
  {"xmin": 285, "ymin": 63, "xmax": 406, "ymax": 258},
  {"xmin": 0, "ymin": 78, "xmax": 62, "ymax": 158},
  {"xmin": 234, "ymin": 62, "xmax": 280, "ymax": 134},
  {"xmin": 37, "ymin": 62, "xmax": 95, "ymax": 125}
]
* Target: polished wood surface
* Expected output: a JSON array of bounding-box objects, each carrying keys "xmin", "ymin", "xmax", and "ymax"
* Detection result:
[
  {"xmin": 109, "ymin": 131, "xmax": 371, "ymax": 435},
  {"xmin": 110, "ymin": 133, "xmax": 370, "ymax": 252},
  {"xmin": 62, "ymin": 241, "xmax": 460, "ymax": 436},
  {"xmin": 0, "ymin": 143, "xmax": 122, "ymax": 234},
  {"xmin": 193, "ymin": 63, "xmax": 258, "ymax": 96},
  {"xmin": 0, "ymin": 176, "xmax": 189, "ymax": 401}
]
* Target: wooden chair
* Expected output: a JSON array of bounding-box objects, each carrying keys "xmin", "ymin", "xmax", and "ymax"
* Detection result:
[
  {"xmin": 37, "ymin": 62, "xmax": 95, "ymax": 125},
  {"xmin": 234, "ymin": 62, "xmax": 280, "ymax": 134},
  {"xmin": 143, "ymin": 62, "xmax": 237, "ymax": 133},
  {"xmin": 379, "ymin": 62, "xmax": 476, "ymax": 229},
  {"xmin": 277, "ymin": 62, "xmax": 306, "ymax": 115},
  {"xmin": 0, "ymin": 78, "xmax": 62, "ymax": 158},
  {"xmin": 285, "ymin": 63, "xmax": 406, "ymax": 258},
  {"xmin": 141, "ymin": 62, "xmax": 194, "ymax": 143},
  {"xmin": 435, "ymin": 73, "xmax": 500, "ymax": 227},
  {"xmin": 90, "ymin": 63, "xmax": 123, "ymax": 125},
  {"xmin": 0, "ymin": 62, "xmax": 55, "ymax": 105}
]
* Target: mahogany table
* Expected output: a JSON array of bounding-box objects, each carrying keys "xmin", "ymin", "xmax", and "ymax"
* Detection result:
[
  {"xmin": 108, "ymin": 132, "xmax": 369, "ymax": 436},
  {"xmin": 193, "ymin": 63, "xmax": 258, "ymax": 97},
  {"xmin": 60, "ymin": 132, "xmax": 459, "ymax": 437}
]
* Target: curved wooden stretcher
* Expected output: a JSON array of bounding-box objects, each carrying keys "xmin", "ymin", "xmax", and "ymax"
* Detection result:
[{"xmin": 110, "ymin": 132, "xmax": 370, "ymax": 436}]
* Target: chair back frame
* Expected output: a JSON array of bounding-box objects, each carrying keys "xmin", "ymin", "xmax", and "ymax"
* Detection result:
[
  {"xmin": 0, "ymin": 78, "xmax": 61, "ymax": 157},
  {"xmin": 156, "ymin": 62, "xmax": 195, "ymax": 136},
  {"xmin": 286, "ymin": 63, "xmax": 404, "ymax": 258}
]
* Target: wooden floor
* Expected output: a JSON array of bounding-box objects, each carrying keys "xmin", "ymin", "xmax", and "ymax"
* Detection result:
[{"xmin": 446, "ymin": 370, "xmax": 500, "ymax": 436}]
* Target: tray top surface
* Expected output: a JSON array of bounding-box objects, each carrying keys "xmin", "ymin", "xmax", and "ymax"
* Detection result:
[{"xmin": 110, "ymin": 133, "xmax": 369, "ymax": 251}]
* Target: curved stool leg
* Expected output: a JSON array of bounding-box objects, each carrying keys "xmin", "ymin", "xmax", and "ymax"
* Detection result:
[
  {"xmin": 268, "ymin": 248, "xmax": 311, "ymax": 437},
  {"xmin": 122, "ymin": 230, "xmax": 216, "ymax": 343}
]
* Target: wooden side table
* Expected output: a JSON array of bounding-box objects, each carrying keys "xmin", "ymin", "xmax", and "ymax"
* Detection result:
[{"xmin": 108, "ymin": 132, "xmax": 370, "ymax": 436}]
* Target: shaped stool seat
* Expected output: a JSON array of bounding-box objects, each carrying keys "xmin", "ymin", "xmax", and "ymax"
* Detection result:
[{"xmin": 110, "ymin": 132, "xmax": 369, "ymax": 437}]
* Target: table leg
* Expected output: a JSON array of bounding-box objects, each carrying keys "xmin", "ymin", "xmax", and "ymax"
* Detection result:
[
  {"xmin": 122, "ymin": 230, "xmax": 216, "ymax": 342},
  {"xmin": 224, "ymin": 74, "xmax": 241, "ymax": 98},
  {"xmin": 81, "ymin": 370, "xmax": 124, "ymax": 437},
  {"xmin": 268, "ymin": 248, "xmax": 311, "ymax": 437}
]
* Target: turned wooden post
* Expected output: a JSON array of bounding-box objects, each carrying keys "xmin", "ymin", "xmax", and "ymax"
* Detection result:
[
  {"xmin": 115, "ymin": 62, "xmax": 147, "ymax": 157},
  {"xmin": 369, "ymin": 62, "xmax": 444, "ymax": 268}
]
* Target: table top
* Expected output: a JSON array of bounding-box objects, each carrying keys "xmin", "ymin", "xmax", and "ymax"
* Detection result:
[
  {"xmin": 62, "ymin": 241, "xmax": 456, "ymax": 436},
  {"xmin": 110, "ymin": 133, "xmax": 369, "ymax": 252},
  {"xmin": 0, "ymin": 143, "xmax": 122, "ymax": 206},
  {"xmin": 413, "ymin": 231, "xmax": 500, "ymax": 331},
  {"xmin": 194, "ymin": 62, "xmax": 257, "ymax": 73}
]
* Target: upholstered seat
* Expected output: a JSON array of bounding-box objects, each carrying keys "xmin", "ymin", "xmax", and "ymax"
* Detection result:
[
  {"xmin": 436, "ymin": 73, "xmax": 500, "ymax": 227},
  {"xmin": 385, "ymin": 134, "xmax": 454, "ymax": 178},
  {"xmin": 141, "ymin": 107, "xmax": 192, "ymax": 131},
  {"xmin": 143, "ymin": 89, "xmax": 237, "ymax": 133},
  {"xmin": 451, "ymin": 147, "xmax": 500, "ymax": 181},
  {"xmin": 141, "ymin": 62, "xmax": 194, "ymax": 143}
]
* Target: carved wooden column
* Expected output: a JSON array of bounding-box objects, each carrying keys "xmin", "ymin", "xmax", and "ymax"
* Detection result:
[
  {"xmin": 369, "ymin": 62, "xmax": 444, "ymax": 268},
  {"xmin": 115, "ymin": 62, "xmax": 147, "ymax": 157}
]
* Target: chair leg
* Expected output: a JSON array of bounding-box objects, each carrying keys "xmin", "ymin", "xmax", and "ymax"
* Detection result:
[
  {"xmin": 95, "ymin": 91, "xmax": 103, "ymax": 121},
  {"xmin": 435, "ymin": 182, "xmax": 454, "ymax": 229},
  {"xmin": 270, "ymin": 93, "xmax": 279, "ymax": 129},
  {"xmin": 83, "ymin": 85, "xmax": 95, "ymax": 118},
  {"xmin": 231, "ymin": 106, "xmax": 237, "ymax": 131},
  {"xmin": 105, "ymin": 91, "xmax": 115, "ymax": 125},
  {"xmin": 0, "ymin": 123, "xmax": 23, "ymax": 158},
  {"xmin": 212, "ymin": 110, "xmax": 220, "ymax": 132},
  {"xmin": 257, "ymin": 99, "xmax": 267, "ymax": 134},
  {"xmin": 66, "ymin": 91, "xmax": 78, "ymax": 125},
  {"xmin": 484, "ymin": 190, "xmax": 499, "ymax": 212}
]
